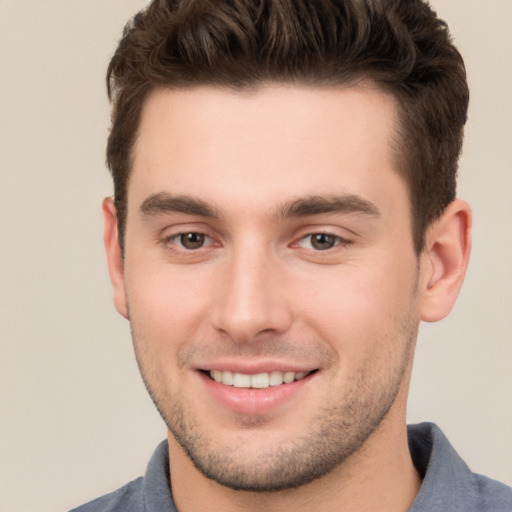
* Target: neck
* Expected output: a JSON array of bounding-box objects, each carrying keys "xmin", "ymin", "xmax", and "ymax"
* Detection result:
[{"xmin": 168, "ymin": 412, "xmax": 421, "ymax": 512}]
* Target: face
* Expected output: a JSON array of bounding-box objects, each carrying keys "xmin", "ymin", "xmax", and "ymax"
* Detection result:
[{"xmin": 114, "ymin": 85, "xmax": 423, "ymax": 491}]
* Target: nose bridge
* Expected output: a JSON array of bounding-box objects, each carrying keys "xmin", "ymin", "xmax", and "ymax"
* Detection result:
[{"xmin": 211, "ymin": 241, "xmax": 293, "ymax": 342}]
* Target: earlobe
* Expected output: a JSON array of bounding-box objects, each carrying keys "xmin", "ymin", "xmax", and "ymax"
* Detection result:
[
  {"xmin": 420, "ymin": 199, "xmax": 472, "ymax": 322},
  {"xmin": 102, "ymin": 197, "xmax": 129, "ymax": 319}
]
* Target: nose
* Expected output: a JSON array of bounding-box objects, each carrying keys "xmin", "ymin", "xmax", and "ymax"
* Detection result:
[{"xmin": 211, "ymin": 246, "xmax": 294, "ymax": 343}]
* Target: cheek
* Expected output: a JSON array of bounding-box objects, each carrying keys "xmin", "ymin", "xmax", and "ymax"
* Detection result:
[
  {"xmin": 295, "ymin": 258, "xmax": 418, "ymax": 356},
  {"xmin": 125, "ymin": 261, "xmax": 214, "ymax": 346},
  {"xmin": 125, "ymin": 267, "xmax": 214, "ymax": 397}
]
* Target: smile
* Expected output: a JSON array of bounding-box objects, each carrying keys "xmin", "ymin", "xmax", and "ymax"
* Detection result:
[{"xmin": 208, "ymin": 370, "xmax": 313, "ymax": 389}]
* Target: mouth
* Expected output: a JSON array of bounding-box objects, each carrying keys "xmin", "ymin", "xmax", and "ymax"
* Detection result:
[
  {"xmin": 203, "ymin": 369, "xmax": 317, "ymax": 389},
  {"xmin": 198, "ymin": 367, "xmax": 319, "ymax": 415}
]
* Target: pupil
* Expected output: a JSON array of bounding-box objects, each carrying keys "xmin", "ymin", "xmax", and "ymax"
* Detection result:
[
  {"xmin": 312, "ymin": 234, "xmax": 335, "ymax": 250},
  {"xmin": 180, "ymin": 233, "xmax": 205, "ymax": 249}
]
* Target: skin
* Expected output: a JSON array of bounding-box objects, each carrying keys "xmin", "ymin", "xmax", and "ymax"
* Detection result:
[{"xmin": 104, "ymin": 84, "xmax": 471, "ymax": 511}]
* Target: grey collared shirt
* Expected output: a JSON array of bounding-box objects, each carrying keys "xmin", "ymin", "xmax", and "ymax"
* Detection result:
[{"xmin": 70, "ymin": 423, "xmax": 512, "ymax": 511}]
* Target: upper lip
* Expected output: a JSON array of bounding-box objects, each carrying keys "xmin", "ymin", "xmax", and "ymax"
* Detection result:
[{"xmin": 196, "ymin": 360, "xmax": 318, "ymax": 374}]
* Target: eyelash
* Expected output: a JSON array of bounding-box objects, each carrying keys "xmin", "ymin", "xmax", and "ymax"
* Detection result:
[
  {"xmin": 162, "ymin": 230, "xmax": 351, "ymax": 254},
  {"xmin": 163, "ymin": 232, "xmax": 215, "ymax": 252},
  {"xmin": 296, "ymin": 232, "xmax": 350, "ymax": 251}
]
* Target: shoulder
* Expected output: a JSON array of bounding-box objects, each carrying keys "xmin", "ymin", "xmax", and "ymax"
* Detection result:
[
  {"xmin": 472, "ymin": 472, "xmax": 512, "ymax": 511},
  {"xmin": 68, "ymin": 477, "xmax": 144, "ymax": 512},
  {"xmin": 69, "ymin": 440, "xmax": 173, "ymax": 512},
  {"xmin": 408, "ymin": 422, "xmax": 512, "ymax": 511}
]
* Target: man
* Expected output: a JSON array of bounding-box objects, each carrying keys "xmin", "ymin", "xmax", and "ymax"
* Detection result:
[{"xmin": 72, "ymin": 0, "xmax": 512, "ymax": 510}]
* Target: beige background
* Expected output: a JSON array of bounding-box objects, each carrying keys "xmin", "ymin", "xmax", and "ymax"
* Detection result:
[{"xmin": 0, "ymin": 1, "xmax": 511, "ymax": 511}]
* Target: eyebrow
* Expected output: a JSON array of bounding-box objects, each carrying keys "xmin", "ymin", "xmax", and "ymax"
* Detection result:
[
  {"xmin": 139, "ymin": 192, "xmax": 380, "ymax": 222},
  {"xmin": 273, "ymin": 194, "xmax": 380, "ymax": 221},
  {"xmin": 140, "ymin": 192, "xmax": 221, "ymax": 219}
]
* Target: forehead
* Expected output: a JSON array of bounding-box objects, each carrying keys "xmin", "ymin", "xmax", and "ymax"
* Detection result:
[{"xmin": 130, "ymin": 84, "xmax": 405, "ymax": 217}]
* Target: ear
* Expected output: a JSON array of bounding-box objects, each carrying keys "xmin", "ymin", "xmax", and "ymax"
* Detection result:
[
  {"xmin": 102, "ymin": 197, "xmax": 129, "ymax": 319},
  {"xmin": 419, "ymin": 199, "xmax": 472, "ymax": 322}
]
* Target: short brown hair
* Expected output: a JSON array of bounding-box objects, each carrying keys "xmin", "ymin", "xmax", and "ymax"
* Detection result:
[{"xmin": 107, "ymin": 0, "xmax": 469, "ymax": 254}]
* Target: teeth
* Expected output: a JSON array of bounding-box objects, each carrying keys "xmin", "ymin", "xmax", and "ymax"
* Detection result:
[
  {"xmin": 211, "ymin": 370, "xmax": 222, "ymax": 383},
  {"xmin": 283, "ymin": 371, "xmax": 295, "ymax": 384},
  {"xmin": 209, "ymin": 370, "xmax": 310, "ymax": 389},
  {"xmin": 233, "ymin": 373, "xmax": 251, "ymax": 388},
  {"xmin": 269, "ymin": 371, "xmax": 284, "ymax": 386},
  {"xmin": 222, "ymin": 371, "xmax": 234, "ymax": 385},
  {"xmin": 251, "ymin": 373, "xmax": 269, "ymax": 388}
]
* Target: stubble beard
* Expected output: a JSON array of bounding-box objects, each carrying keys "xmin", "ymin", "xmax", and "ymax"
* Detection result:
[
  {"xmin": 164, "ymin": 365, "xmax": 411, "ymax": 492},
  {"xmin": 131, "ymin": 313, "xmax": 418, "ymax": 493}
]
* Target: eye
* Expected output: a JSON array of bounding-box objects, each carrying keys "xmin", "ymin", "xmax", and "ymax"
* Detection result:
[
  {"xmin": 300, "ymin": 233, "xmax": 343, "ymax": 251},
  {"xmin": 174, "ymin": 232, "xmax": 209, "ymax": 250}
]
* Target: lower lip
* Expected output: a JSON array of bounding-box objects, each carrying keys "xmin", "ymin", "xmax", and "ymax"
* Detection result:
[{"xmin": 198, "ymin": 372, "xmax": 314, "ymax": 415}]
